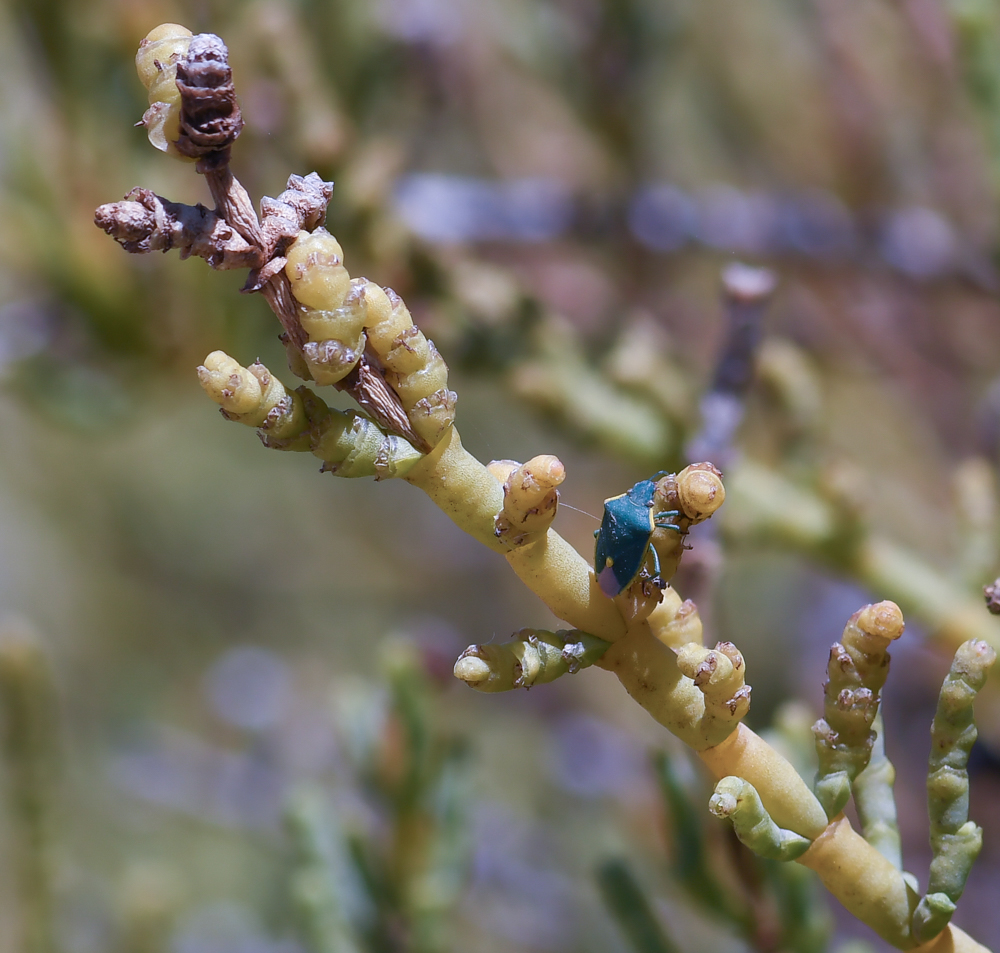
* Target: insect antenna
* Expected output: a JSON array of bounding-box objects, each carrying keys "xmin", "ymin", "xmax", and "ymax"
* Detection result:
[{"xmin": 559, "ymin": 502, "xmax": 600, "ymax": 522}]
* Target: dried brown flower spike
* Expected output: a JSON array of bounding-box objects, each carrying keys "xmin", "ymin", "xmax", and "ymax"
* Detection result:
[{"xmin": 174, "ymin": 33, "xmax": 243, "ymax": 164}]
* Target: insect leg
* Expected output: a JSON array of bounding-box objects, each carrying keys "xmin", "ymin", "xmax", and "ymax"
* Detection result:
[
  {"xmin": 654, "ymin": 510, "xmax": 683, "ymax": 532},
  {"xmin": 649, "ymin": 543, "xmax": 665, "ymax": 589}
]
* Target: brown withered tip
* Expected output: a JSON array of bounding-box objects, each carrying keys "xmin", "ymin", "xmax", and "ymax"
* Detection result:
[
  {"xmin": 94, "ymin": 197, "xmax": 157, "ymax": 248},
  {"xmin": 258, "ymin": 173, "xmax": 335, "ymax": 259},
  {"xmin": 984, "ymin": 578, "xmax": 1000, "ymax": 615},
  {"xmin": 93, "ymin": 188, "xmax": 262, "ymax": 269},
  {"xmin": 174, "ymin": 33, "xmax": 243, "ymax": 162}
]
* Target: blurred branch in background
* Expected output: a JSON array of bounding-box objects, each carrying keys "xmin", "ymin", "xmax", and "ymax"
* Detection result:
[
  {"xmin": 596, "ymin": 858, "xmax": 680, "ymax": 953},
  {"xmin": 286, "ymin": 642, "xmax": 472, "ymax": 953},
  {"xmin": 0, "ymin": 620, "xmax": 60, "ymax": 953}
]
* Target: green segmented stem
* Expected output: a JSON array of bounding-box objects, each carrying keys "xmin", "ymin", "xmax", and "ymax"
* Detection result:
[
  {"xmin": 199, "ymin": 353, "xmax": 424, "ymax": 478},
  {"xmin": 912, "ymin": 640, "xmax": 996, "ymax": 944},
  {"xmin": 709, "ymin": 777, "xmax": 813, "ymax": 862},
  {"xmin": 453, "ymin": 628, "xmax": 610, "ymax": 692},
  {"xmin": 813, "ymin": 603, "xmax": 903, "ymax": 819}
]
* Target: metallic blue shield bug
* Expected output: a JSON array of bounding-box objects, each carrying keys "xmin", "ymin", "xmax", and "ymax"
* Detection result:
[{"xmin": 594, "ymin": 474, "xmax": 681, "ymax": 597}]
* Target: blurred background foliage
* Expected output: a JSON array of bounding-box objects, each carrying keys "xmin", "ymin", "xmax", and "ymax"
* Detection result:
[{"xmin": 0, "ymin": 0, "xmax": 1000, "ymax": 951}]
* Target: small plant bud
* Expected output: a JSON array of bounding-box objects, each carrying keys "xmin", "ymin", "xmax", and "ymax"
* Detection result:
[
  {"xmin": 135, "ymin": 24, "xmax": 193, "ymax": 90},
  {"xmin": 856, "ymin": 601, "xmax": 905, "ymax": 643},
  {"xmin": 674, "ymin": 640, "xmax": 751, "ymax": 741},
  {"xmin": 676, "ymin": 463, "xmax": 725, "ymax": 521},
  {"xmin": 709, "ymin": 789, "xmax": 738, "ymax": 816},
  {"xmin": 709, "ymin": 777, "xmax": 811, "ymax": 861},
  {"xmin": 197, "ymin": 350, "xmax": 262, "ymax": 414},
  {"xmin": 677, "ymin": 642, "xmax": 750, "ymax": 716},
  {"xmin": 654, "ymin": 462, "xmax": 725, "ymax": 525},
  {"xmin": 454, "ymin": 629, "xmax": 610, "ymax": 692},
  {"xmin": 285, "ymin": 229, "xmax": 350, "ymax": 310},
  {"xmin": 678, "ymin": 642, "xmax": 736, "ymax": 688},
  {"xmin": 383, "ymin": 327, "xmax": 433, "ymax": 375},
  {"xmin": 364, "ymin": 287, "xmax": 414, "ymax": 354},
  {"xmin": 505, "ymin": 454, "xmax": 565, "ymax": 500},
  {"xmin": 486, "ymin": 460, "xmax": 519, "ymax": 483},
  {"xmin": 298, "ymin": 284, "xmax": 368, "ymax": 344},
  {"xmin": 135, "ymin": 25, "xmax": 195, "ymax": 160},
  {"xmin": 453, "ymin": 655, "xmax": 492, "ymax": 684},
  {"xmin": 302, "ymin": 335, "xmax": 366, "ymax": 385},
  {"xmin": 387, "ymin": 345, "xmax": 450, "ymax": 409},
  {"xmin": 812, "ymin": 602, "xmax": 905, "ymax": 818},
  {"xmin": 408, "ymin": 388, "xmax": 457, "ymax": 446},
  {"xmin": 495, "ymin": 454, "xmax": 565, "ymax": 546},
  {"xmin": 197, "ymin": 353, "xmax": 306, "ymax": 439}
]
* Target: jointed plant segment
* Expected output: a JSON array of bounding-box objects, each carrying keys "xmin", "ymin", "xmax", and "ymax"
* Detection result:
[{"xmin": 94, "ymin": 24, "xmax": 996, "ymax": 952}]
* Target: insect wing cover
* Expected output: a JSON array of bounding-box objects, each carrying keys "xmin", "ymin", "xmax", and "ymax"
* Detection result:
[{"xmin": 595, "ymin": 481, "xmax": 657, "ymax": 597}]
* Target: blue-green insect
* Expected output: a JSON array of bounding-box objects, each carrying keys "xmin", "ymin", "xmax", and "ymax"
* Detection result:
[{"xmin": 594, "ymin": 473, "xmax": 682, "ymax": 597}]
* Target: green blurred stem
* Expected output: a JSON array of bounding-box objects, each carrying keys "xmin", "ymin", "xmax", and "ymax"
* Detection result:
[
  {"xmin": 510, "ymin": 317, "xmax": 676, "ymax": 464},
  {"xmin": 0, "ymin": 621, "xmax": 59, "ymax": 953},
  {"xmin": 382, "ymin": 644, "xmax": 470, "ymax": 953},
  {"xmin": 853, "ymin": 713, "xmax": 902, "ymax": 870},
  {"xmin": 405, "ymin": 739, "xmax": 470, "ymax": 953},
  {"xmin": 724, "ymin": 462, "xmax": 1000, "ymax": 656},
  {"xmin": 946, "ymin": 0, "xmax": 1000, "ymax": 192},
  {"xmin": 596, "ymin": 859, "xmax": 680, "ymax": 953},
  {"xmin": 761, "ymin": 859, "xmax": 832, "ymax": 953},
  {"xmin": 952, "ymin": 459, "xmax": 997, "ymax": 589},
  {"xmin": 654, "ymin": 753, "xmax": 751, "ymax": 933},
  {"xmin": 285, "ymin": 787, "xmax": 363, "ymax": 953}
]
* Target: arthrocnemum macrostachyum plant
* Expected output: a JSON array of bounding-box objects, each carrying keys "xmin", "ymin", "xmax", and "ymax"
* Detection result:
[{"xmin": 93, "ymin": 23, "xmax": 997, "ymax": 952}]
